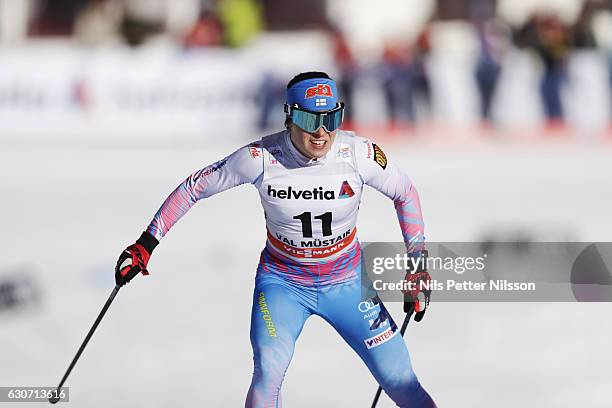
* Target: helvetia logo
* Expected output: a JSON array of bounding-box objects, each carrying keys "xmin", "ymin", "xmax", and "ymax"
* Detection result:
[
  {"xmin": 268, "ymin": 185, "xmax": 335, "ymax": 200},
  {"xmin": 338, "ymin": 181, "xmax": 355, "ymax": 199},
  {"xmin": 268, "ymin": 181, "xmax": 355, "ymax": 200}
]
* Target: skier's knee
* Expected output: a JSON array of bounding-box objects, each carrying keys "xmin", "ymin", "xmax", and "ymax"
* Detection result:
[
  {"xmin": 254, "ymin": 364, "xmax": 285, "ymax": 388},
  {"xmin": 252, "ymin": 351, "xmax": 291, "ymax": 390},
  {"xmin": 385, "ymin": 372, "xmax": 437, "ymax": 408},
  {"xmin": 384, "ymin": 369, "xmax": 420, "ymax": 393}
]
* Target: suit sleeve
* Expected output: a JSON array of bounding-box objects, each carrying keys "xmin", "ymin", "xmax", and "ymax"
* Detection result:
[
  {"xmin": 355, "ymin": 138, "xmax": 425, "ymax": 254},
  {"xmin": 146, "ymin": 142, "xmax": 263, "ymax": 241}
]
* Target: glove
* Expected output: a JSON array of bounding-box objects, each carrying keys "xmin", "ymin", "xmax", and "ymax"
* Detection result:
[
  {"xmin": 403, "ymin": 270, "xmax": 432, "ymax": 322},
  {"xmin": 402, "ymin": 250, "xmax": 431, "ymax": 322},
  {"xmin": 115, "ymin": 231, "xmax": 159, "ymax": 287}
]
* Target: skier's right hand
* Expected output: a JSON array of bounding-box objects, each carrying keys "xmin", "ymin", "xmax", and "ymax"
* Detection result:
[{"xmin": 115, "ymin": 231, "xmax": 159, "ymax": 287}]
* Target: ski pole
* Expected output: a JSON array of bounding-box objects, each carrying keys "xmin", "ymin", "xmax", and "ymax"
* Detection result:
[
  {"xmin": 370, "ymin": 301, "xmax": 415, "ymax": 408},
  {"xmin": 49, "ymin": 285, "xmax": 121, "ymax": 404}
]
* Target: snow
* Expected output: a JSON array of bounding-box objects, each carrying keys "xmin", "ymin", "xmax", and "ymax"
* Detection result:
[{"xmin": 1, "ymin": 139, "xmax": 611, "ymax": 407}]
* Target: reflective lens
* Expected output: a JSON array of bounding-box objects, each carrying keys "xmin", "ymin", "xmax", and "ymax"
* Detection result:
[{"xmin": 289, "ymin": 103, "xmax": 344, "ymax": 133}]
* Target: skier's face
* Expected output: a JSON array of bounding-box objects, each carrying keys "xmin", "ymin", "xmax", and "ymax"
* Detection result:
[{"xmin": 289, "ymin": 124, "xmax": 336, "ymax": 159}]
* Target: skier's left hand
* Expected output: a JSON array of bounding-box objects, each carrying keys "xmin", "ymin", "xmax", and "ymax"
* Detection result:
[{"xmin": 402, "ymin": 270, "xmax": 432, "ymax": 322}]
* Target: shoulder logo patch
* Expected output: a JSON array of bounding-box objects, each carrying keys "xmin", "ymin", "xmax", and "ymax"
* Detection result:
[
  {"xmin": 337, "ymin": 145, "xmax": 351, "ymax": 159},
  {"xmin": 248, "ymin": 143, "xmax": 262, "ymax": 158},
  {"xmin": 372, "ymin": 143, "xmax": 387, "ymax": 170},
  {"xmin": 268, "ymin": 147, "xmax": 283, "ymax": 165}
]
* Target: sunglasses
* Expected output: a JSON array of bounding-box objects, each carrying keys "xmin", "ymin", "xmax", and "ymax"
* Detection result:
[{"xmin": 284, "ymin": 102, "xmax": 344, "ymax": 133}]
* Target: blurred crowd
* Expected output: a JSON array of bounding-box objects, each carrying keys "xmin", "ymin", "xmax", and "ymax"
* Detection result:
[
  {"xmin": 512, "ymin": 0, "xmax": 610, "ymax": 127},
  {"xmin": 6, "ymin": 0, "xmax": 612, "ymax": 130},
  {"xmin": 24, "ymin": 0, "xmax": 262, "ymax": 47},
  {"xmin": 258, "ymin": 0, "xmax": 612, "ymax": 131}
]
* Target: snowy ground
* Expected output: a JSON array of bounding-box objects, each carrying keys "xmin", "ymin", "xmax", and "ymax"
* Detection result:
[{"xmin": 1, "ymin": 138, "xmax": 611, "ymax": 407}]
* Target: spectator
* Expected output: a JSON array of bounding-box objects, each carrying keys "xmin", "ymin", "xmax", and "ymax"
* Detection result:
[
  {"xmin": 473, "ymin": 18, "xmax": 509, "ymax": 124},
  {"xmin": 409, "ymin": 25, "xmax": 433, "ymax": 122},
  {"xmin": 379, "ymin": 25, "xmax": 432, "ymax": 129},
  {"xmin": 217, "ymin": 0, "xmax": 263, "ymax": 48},
  {"xmin": 183, "ymin": 8, "xmax": 225, "ymax": 48},
  {"xmin": 327, "ymin": 25, "xmax": 358, "ymax": 127},
  {"xmin": 380, "ymin": 39, "xmax": 413, "ymax": 128},
  {"xmin": 28, "ymin": 0, "xmax": 90, "ymax": 37},
  {"xmin": 570, "ymin": 0, "xmax": 611, "ymax": 128},
  {"xmin": 515, "ymin": 13, "xmax": 571, "ymax": 126}
]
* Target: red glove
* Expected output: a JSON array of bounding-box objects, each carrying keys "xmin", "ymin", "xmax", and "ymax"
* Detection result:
[
  {"xmin": 403, "ymin": 270, "xmax": 432, "ymax": 321},
  {"xmin": 402, "ymin": 250, "xmax": 432, "ymax": 322},
  {"xmin": 115, "ymin": 232, "xmax": 159, "ymax": 287}
]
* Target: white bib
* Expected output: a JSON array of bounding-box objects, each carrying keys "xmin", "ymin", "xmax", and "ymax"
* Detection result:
[{"xmin": 259, "ymin": 131, "xmax": 362, "ymax": 262}]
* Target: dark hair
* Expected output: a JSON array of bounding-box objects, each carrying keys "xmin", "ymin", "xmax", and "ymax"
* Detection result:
[{"xmin": 286, "ymin": 71, "xmax": 331, "ymax": 89}]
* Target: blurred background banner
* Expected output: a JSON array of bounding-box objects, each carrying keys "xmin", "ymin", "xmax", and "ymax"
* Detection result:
[
  {"xmin": 0, "ymin": 46, "xmax": 260, "ymax": 141},
  {"xmin": 0, "ymin": 0, "xmax": 611, "ymax": 143}
]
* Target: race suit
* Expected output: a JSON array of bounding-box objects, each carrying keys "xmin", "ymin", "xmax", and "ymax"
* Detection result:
[{"xmin": 145, "ymin": 130, "xmax": 435, "ymax": 408}]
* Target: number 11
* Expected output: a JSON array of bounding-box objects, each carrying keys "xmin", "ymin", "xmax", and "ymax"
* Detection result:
[{"xmin": 293, "ymin": 211, "xmax": 333, "ymax": 238}]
